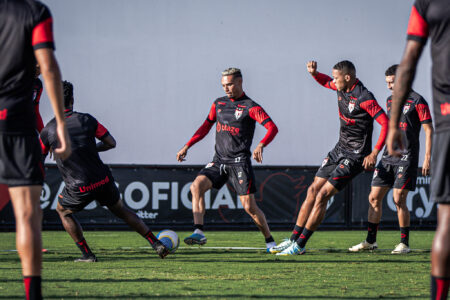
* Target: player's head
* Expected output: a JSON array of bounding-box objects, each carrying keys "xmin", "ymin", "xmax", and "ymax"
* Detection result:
[
  {"xmin": 332, "ymin": 60, "xmax": 356, "ymax": 91},
  {"xmin": 221, "ymin": 67, "xmax": 243, "ymax": 99},
  {"xmin": 62, "ymin": 80, "xmax": 74, "ymax": 109},
  {"xmin": 385, "ymin": 64, "xmax": 398, "ymax": 92}
]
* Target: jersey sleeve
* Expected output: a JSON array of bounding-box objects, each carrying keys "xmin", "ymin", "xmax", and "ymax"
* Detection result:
[
  {"xmin": 32, "ymin": 3, "xmax": 55, "ymax": 50},
  {"xmin": 360, "ymin": 98, "xmax": 384, "ymax": 119},
  {"xmin": 206, "ymin": 102, "xmax": 217, "ymax": 123},
  {"xmin": 312, "ymin": 72, "xmax": 337, "ymax": 91},
  {"xmin": 96, "ymin": 121, "xmax": 109, "ymax": 139},
  {"xmin": 416, "ymin": 98, "xmax": 432, "ymax": 124},
  {"xmin": 248, "ymin": 105, "xmax": 272, "ymax": 126},
  {"xmin": 406, "ymin": 0, "xmax": 429, "ymax": 44}
]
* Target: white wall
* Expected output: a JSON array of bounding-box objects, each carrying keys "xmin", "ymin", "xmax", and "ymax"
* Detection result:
[{"xmin": 40, "ymin": 0, "xmax": 432, "ymax": 165}]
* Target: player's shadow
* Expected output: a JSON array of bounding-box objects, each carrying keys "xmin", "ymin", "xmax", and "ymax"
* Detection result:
[
  {"xmin": 0, "ymin": 278, "xmax": 182, "ymax": 283},
  {"xmin": 0, "ymin": 295, "xmax": 419, "ymax": 299}
]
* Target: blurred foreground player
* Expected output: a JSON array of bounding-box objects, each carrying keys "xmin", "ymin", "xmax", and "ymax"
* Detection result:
[
  {"xmin": 40, "ymin": 81, "xmax": 169, "ymax": 261},
  {"xmin": 0, "ymin": 1, "xmax": 71, "ymax": 299},
  {"xmin": 349, "ymin": 64, "xmax": 433, "ymax": 254},
  {"xmin": 386, "ymin": 0, "xmax": 450, "ymax": 298},
  {"xmin": 271, "ymin": 60, "xmax": 389, "ymax": 256},
  {"xmin": 176, "ymin": 68, "xmax": 278, "ymax": 251}
]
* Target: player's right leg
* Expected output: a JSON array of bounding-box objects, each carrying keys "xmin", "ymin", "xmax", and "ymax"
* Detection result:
[
  {"xmin": 55, "ymin": 201, "xmax": 97, "ymax": 262},
  {"xmin": 269, "ymin": 176, "xmax": 327, "ymax": 254}
]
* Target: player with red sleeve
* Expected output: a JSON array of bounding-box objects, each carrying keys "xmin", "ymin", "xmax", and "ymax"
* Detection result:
[
  {"xmin": 176, "ymin": 68, "xmax": 279, "ymax": 251},
  {"xmin": 271, "ymin": 60, "xmax": 389, "ymax": 256},
  {"xmin": 386, "ymin": 0, "xmax": 450, "ymax": 298},
  {"xmin": 350, "ymin": 64, "xmax": 433, "ymax": 254},
  {"xmin": 40, "ymin": 81, "xmax": 170, "ymax": 261},
  {"xmin": 0, "ymin": 1, "xmax": 71, "ymax": 299}
]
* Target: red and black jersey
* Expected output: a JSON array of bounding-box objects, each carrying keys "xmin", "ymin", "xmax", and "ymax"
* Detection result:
[
  {"xmin": 187, "ymin": 93, "xmax": 278, "ymax": 164},
  {"xmin": 32, "ymin": 77, "xmax": 44, "ymax": 132},
  {"xmin": 407, "ymin": 0, "xmax": 450, "ymax": 132},
  {"xmin": 313, "ymin": 73, "xmax": 387, "ymax": 160},
  {"xmin": 40, "ymin": 111, "xmax": 112, "ymax": 194},
  {"xmin": 0, "ymin": 0, "xmax": 54, "ymax": 134},
  {"xmin": 382, "ymin": 91, "xmax": 432, "ymax": 165}
]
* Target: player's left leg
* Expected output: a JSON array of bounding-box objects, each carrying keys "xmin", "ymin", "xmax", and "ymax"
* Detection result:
[
  {"xmin": 431, "ymin": 204, "xmax": 450, "ymax": 300},
  {"xmin": 9, "ymin": 185, "xmax": 43, "ymax": 300},
  {"xmin": 391, "ymin": 188, "xmax": 411, "ymax": 254}
]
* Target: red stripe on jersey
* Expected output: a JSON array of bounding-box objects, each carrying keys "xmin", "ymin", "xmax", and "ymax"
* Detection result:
[
  {"xmin": 401, "ymin": 178, "xmax": 411, "ymax": 190},
  {"xmin": 32, "ymin": 17, "xmax": 54, "ymax": 46},
  {"xmin": 313, "ymin": 72, "xmax": 337, "ymax": 91},
  {"xmin": 40, "ymin": 138, "xmax": 49, "ymax": 155},
  {"xmin": 208, "ymin": 103, "xmax": 217, "ymax": 122},
  {"xmin": 260, "ymin": 121, "xmax": 278, "ymax": 146},
  {"xmin": 374, "ymin": 113, "xmax": 389, "ymax": 151},
  {"xmin": 407, "ymin": 6, "xmax": 428, "ymax": 39},
  {"xmin": 360, "ymin": 99, "xmax": 383, "ymax": 118},
  {"xmin": 95, "ymin": 122, "xmax": 108, "ymax": 139},
  {"xmin": 186, "ymin": 120, "xmax": 213, "ymax": 147},
  {"xmin": 249, "ymin": 106, "xmax": 270, "ymax": 124},
  {"xmin": 416, "ymin": 103, "xmax": 432, "ymax": 122}
]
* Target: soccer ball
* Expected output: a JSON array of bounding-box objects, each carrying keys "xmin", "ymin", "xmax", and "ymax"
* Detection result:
[{"xmin": 156, "ymin": 230, "xmax": 179, "ymax": 254}]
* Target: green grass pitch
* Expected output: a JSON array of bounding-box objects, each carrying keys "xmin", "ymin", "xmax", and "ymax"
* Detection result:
[{"xmin": 0, "ymin": 230, "xmax": 434, "ymax": 299}]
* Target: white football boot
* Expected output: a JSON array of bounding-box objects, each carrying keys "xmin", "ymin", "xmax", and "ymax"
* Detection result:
[
  {"xmin": 348, "ymin": 240, "xmax": 378, "ymax": 252},
  {"xmin": 391, "ymin": 243, "xmax": 411, "ymax": 254}
]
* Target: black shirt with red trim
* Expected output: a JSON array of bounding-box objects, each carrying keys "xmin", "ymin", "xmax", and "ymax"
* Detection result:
[
  {"xmin": 407, "ymin": 0, "xmax": 450, "ymax": 132},
  {"xmin": 194, "ymin": 94, "xmax": 275, "ymax": 164},
  {"xmin": 382, "ymin": 91, "xmax": 432, "ymax": 165},
  {"xmin": 313, "ymin": 73, "xmax": 387, "ymax": 160},
  {"xmin": 40, "ymin": 111, "xmax": 112, "ymax": 193},
  {"xmin": 0, "ymin": 0, "xmax": 54, "ymax": 134},
  {"xmin": 32, "ymin": 77, "xmax": 44, "ymax": 132}
]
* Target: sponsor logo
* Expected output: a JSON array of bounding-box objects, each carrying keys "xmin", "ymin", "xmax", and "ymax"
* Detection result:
[
  {"xmin": 403, "ymin": 104, "xmax": 411, "ymax": 114},
  {"xmin": 216, "ymin": 121, "xmax": 240, "ymax": 136},
  {"xmin": 79, "ymin": 176, "xmax": 110, "ymax": 193},
  {"xmin": 399, "ymin": 122, "xmax": 408, "ymax": 131},
  {"xmin": 235, "ymin": 107, "xmax": 244, "ymax": 119},
  {"xmin": 339, "ymin": 164, "xmax": 344, "ymax": 169},
  {"xmin": 206, "ymin": 162, "xmax": 214, "ymax": 168},
  {"xmin": 0, "ymin": 109, "xmax": 7, "ymax": 120},
  {"xmin": 218, "ymin": 101, "xmax": 226, "ymax": 105}
]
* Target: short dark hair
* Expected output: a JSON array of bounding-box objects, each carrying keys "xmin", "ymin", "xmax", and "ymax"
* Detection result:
[
  {"xmin": 333, "ymin": 60, "xmax": 356, "ymax": 76},
  {"xmin": 62, "ymin": 80, "xmax": 73, "ymax": 108},
  {"xmin": 222, "ymin": 67, "xmax": 242, "ymax": 78},
  {"xmin": 385, "ymin": 64, "xmax": 398, "ymax": 76}
]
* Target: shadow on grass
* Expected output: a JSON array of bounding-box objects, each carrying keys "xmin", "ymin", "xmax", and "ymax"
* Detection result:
[
  {"xmin": 0, "ymin": 277, "xmax": 182, "ymax": 283},
  {"xmin": 0, "ymin": 295, "xmax": 422, "ymax": 299}
]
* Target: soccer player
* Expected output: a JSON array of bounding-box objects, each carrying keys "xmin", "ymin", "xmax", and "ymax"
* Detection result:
[
  {"xmin": 33, "ymin": 64, "xmax": 44, "ymax": 133},
  {"xmin": 270, "ymin": 60, "xmax": 389, "ymax": 256},
  {"xmin": 176, "ymin": 68, "xmax": 279, "ymax": 251},
  {"xmin": 349, "ymin": 64, "xmax": 433, "ymax": 254},
  {"xmin": 40, "ymin": 81, "xmax": 169, "ymax": 261},
  {"xmin": 0, "ymin": 1, "xmax": 71, "ymax": 299},
  {"xmin": 386, "ymin": 0, "xmax": 450, "ymax": 298}
]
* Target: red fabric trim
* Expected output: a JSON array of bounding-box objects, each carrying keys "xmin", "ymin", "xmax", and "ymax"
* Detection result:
[
  {"xmin": 32, "ymin": 17, "xmax": 54, "ymax": 46},
  {"xmin": 40, "ymin": 138, "xmax": 49, "ymax": 155},
  {"xmin": 24, "ymin": 277, "xmax": 31, "ymax": 300},
  {"xmin": 35, "ymin": 105, "xmax": 44, "ymax": 133},
  {"xmin": 407, "ymin": 6, "xmax": 428, "ymax": 38},
  {"xmin": 332, "ymin": 175, "xmax": 351, "ymax": 180},
  {"xmin": 360, "ymin": 99, "xmax": 383, "ymax": 118},
  {"xmin": 207, "ymin": 103, "xmax": 217, "ymax": 122},
  {"xmin": 401, "ymin": 178, "xmax": 411, "ymax": 190},
  {"xmin": 435, "ymin": 278, "xmax": 450, "ymax": 300},
  {"xmin": 248, "ymin": 106, "xmax": 270, "ymax": 124},
  {"xmin": 374, "ymin": 113, "xmax": 389, "ymax": 151},
  {"xmin": 186, "ymin": 120, "xmax": 213, "ymax": 147},
  {"xmin": 313, "ymin": 72, "xmax": 337, "ymax": 90},
  {"xmin": 416, "ymin": 103, "xmax": 432, "ymax": 122},
  {"xmin": 95, "ymin": 122, "xmax": 108, "ymax": 139},
  {"xmin": 260, "ymin": 121, "xmax": 278, "ymax": 146}
]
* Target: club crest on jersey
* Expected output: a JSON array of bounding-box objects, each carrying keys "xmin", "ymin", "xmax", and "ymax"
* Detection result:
[
  {"xmin": 321, "ymin": 158, "xmax": 329, "ymax": 168},
  {"xmin": 348, "ymin": 100, "xmax": 356, "ymax": 113},
  {"xmin": 205, "ymin": 162, "xmax": 214, "ymax": 168},
  {"xmin": 235, "ymin": 107, "xmax": 244, "ymax": 120},
  {"xmin": 403, "ymin": 104, "xmax": 411, "ymax": 114}
]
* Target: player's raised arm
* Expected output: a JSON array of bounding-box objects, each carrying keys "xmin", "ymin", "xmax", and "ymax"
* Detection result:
[
  {"xmin": 307, "ymin": 60, "xmax": 337, "ymax": 91},
  {"xmin": 360, "ymin": 99, "xmax": 389, "ymax": 169},
  {"xmin": 176, "ymin": 102, "xmax": 217, "ymax": 162},
  {"xmin": 249, "ymin": 106, "xmax": 278, "ymax": 163}
]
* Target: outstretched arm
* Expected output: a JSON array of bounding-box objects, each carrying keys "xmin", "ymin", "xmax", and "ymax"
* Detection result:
[{"xmin": 307, "ymin": 61, "xmax": 337, "ymax": 91}]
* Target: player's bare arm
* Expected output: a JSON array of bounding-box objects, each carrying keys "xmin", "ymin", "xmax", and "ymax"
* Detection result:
[
  {"xmin": 252, "ymin": 142, "xmax": 264, "ymax": 163},
  {"xmin": 35, "ymin": 48, "xmax": 71, "ymax": 160},
  {"xmin": 387, "ymin": 40, "xmax": 424, "ymax": 157},
  {"xmin": 97, "ymin": 133, "xmax": 116, "ymax": 152},
  {"xmin": 177, "ymin": 145, "xmax": 189, "ymax": 162},
  {"xmin": 422, "ymin": 123, "xmax": 433, "ymax": 176},
  {"xmin": 307, "ymin": 61, "xmax": 318, "ymax": 76}
]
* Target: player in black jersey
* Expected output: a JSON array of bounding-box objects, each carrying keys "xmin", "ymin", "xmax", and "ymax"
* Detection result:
[
  {"xmin": 386, "ymin": 0, "xmax": 450, "ymax": 298},
  {"xmin": 270, "ymin": 60, "xmax": 389, "ymax": 256},
  {"xmin": 0, "ymin": 1, "xmax": 71, "ymax": 299},
  {"xmin": 40, "ymin": 81, "xmax": 169, "ymax": 261},
  {"xmin": 349, "ymin": 64, "xmax": 433, "ymax": 254},
  {"xmin": 176, "ymin": 68, "xmax": 279, "ymax": 251},
  {"xmin": 33, "ymin": 65, "xmax": 44, "ymax": 132}
]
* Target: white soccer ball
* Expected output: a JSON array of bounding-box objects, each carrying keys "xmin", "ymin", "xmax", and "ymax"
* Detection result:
[{"xmin": 156, "ymin": 229, "xmax": 179, "ymax": 254}]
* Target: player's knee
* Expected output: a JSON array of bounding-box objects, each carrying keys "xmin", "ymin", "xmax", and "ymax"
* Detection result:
[
  {"xmin": 393, "ymin": 194, "xmax": 407, "ymax": 207},
  {"xmin": 190, "ymin": 179, "xmax": 203, "ymax": 195},
  {"xmin": 16, "ymin": 206, "xmax": 42, "ymax": 224},
  {"xmin": 307, "ymin": 184, "xmax": 318, "ymax": 197},
  {"xmin": 368, "ymin": 194, "xmax": 382, "ymax": 208}
]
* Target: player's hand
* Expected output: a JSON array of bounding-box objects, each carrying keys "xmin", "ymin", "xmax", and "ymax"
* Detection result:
[
  {"xmin": 422, "ymin": 156, "xmax": 431, "ymax": 176},
  {"xmin": 307, "ymin": 61, "xmax": 318, "ymax": 76},
  {"xmin": 362, "ymin": 150, "xmax": 378, "ymax": 170},
  {"xmin": 53, "ymin": 122, "xmax": 71, "ymax": 160},
  {"xmin": 176, "ymin": 145, "xmax": 189, "ymax": 162},
  {"xmin": 253, "ymin": 143, "xmax": 264, "ymax": 163},
  {"xmin": 386, "ymin": 126, "xmax": 403, "ymax": 157}
]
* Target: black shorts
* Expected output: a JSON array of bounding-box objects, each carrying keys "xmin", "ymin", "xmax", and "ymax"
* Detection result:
[
  {"xmin": 0, "ymin": 134, "xmax": 44, "ymax": 186},
  {"xmin": 315, "ymin": 147, "xmax": 364, "ymax": 191},
  {"xmin": 431, "ymin": 131, "xmax": 450, "ymax": 204},
  {"xmin": 198, "ymin": 160, "xmax": 256, "ymax": 196},
  {"xmin": 59, "ymin": 180, "xmax": 120, "ymax": 212},
  {"xmin": 371, "ymin": 160, "xmax": 417, "ymax": 190}
]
